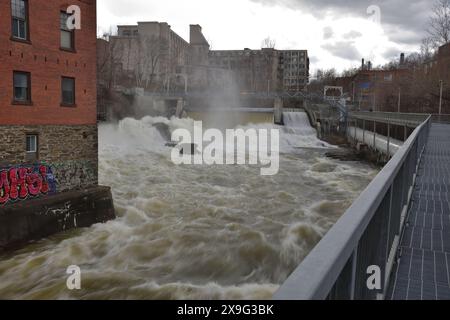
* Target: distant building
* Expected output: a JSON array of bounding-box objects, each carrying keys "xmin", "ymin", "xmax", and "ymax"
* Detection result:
[
  {"xmin": 109, "ymin": 22, "xmax": 190, "ymax": 89},
  {"xmin": 209, "ymin": 48, "xmax": 309, "ymax": 93},
  {"xmin": 280, "ymin": 50, "xmax": 310, "ymax": 92},
  {"xmin": 209, "ymin": 48, "xmax": 281, "ymax": 93},
  {"xmin": 103, "ymin": 23, "xmax": 309, "ymax": 94},
  {"xmin": 352, "ymin": 68, "xmax": 411, "ymax": 111},
  {"xmin": 105, "ymin": 22, "xmax": 234, "ymax": 92},
  {"xmin": 329, "ymin": 55, "xmax": 411, "ymax": 111}
]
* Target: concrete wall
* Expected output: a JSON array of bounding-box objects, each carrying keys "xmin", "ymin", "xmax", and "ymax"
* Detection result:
[{"xmin": 0, "ymin": 186, "xmax": 115, "ymax": 250}]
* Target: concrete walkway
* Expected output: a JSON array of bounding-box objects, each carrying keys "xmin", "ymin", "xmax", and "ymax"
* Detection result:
[{"xmin": 388, "ymin": 123, "xmax": 450, "ymax": 300}]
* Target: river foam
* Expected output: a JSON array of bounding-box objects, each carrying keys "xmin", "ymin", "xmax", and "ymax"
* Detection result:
[{"xmin": 0, "ymin": 113, "xmax": 378, "ymax": 299}]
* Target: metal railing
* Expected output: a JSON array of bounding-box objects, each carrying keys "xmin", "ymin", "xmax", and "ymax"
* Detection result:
[
  {"xmin": 431, "ymin": 114, "xmax": 450, "ymax": 124},
  {"xmin": 274, "ymin": 115, "xmax": 431, "ymax": 300},
  {"xmin": 349, "ymin": 112, "xmax": 430, "ymax": 128},
  {"xmin": 346, "ymin": 112, "xmax": 429, "ymax": 157}
]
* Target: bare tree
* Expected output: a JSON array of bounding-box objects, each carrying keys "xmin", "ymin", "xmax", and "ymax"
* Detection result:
[
  {"xmin": 315, "ymin": 68, "xmax": 337, "ymax": 82},
  {"xmin": 97, "ymin": 35, "xmax": 123, "ymax": 90},
  {"xmin": 426, "ymin": 0, "xmax": 450, "ymax": 48},
  {"xmin": 261, "ymin": 37, "xmax": 276, "ymax": 49},
  {"xmin": 133, "ymin": 36, "xmax": 168, "ymax": 89},
  {"xmin": 341, "ymin": 67, "xmax": 359, "ymax": 78},
  {"xmin": 420, "ymin": 37, "xmax": 435, "ymax": 61}
]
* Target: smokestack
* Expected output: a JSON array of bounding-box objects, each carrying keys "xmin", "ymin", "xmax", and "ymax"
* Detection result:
[
  {"xmin": 368, "ymin": 61, "xmax": 372, "ymax": 70},
  {"xmin": 400, "ymin": 53, "xmax": 405, "ymax": 65},
  {"xmin": 362, "ymin": 58, "xmax": 365, "ymax": 70}
]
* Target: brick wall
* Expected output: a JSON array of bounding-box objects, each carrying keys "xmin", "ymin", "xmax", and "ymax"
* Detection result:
[{"xmin": 0, "ymin": 0, "xmax": 97, "ymax": 125}]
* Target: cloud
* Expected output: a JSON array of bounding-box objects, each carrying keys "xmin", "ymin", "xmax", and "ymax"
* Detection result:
[
  {"xmin": 321, "ymin": 41, "xmax": 361, "ymax": 61},
  {"xmin": 343, "ymin": 30, "xmax": 362, "ymax": 39},
  {"xmin": 249, "ymin": 0, "xmax": 431, "ymax": 45},
  {"xmin": 323, "ymin": 26, "xmax": 334, "ymax": 40},
  {"xmin": 309, "ymin": 56, "xmax": 320, "ymax": 64},
  {"xmin": 382, "ymin": 47, "xmax": 403, "ymax": 61}
]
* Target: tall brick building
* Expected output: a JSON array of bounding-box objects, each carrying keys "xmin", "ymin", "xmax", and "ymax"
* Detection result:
[
  {"xmin": 1, "ymin": 0, "xmax": 114, "ymax": 249},
  {"xmin": 0, "ymin": 0, "xmax": 99, "ymax": 203}
]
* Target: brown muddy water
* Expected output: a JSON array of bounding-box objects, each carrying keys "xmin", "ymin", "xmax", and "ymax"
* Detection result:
[{"xmin": 0, "ymin": 112, "xmax": 378, "ymax": 299}]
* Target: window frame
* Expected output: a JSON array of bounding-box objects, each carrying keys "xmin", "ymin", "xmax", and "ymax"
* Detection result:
[
  {"xmin": 12, "ymin": 71, "xmax": 32, "ymax": 105},
  {"xmin": 61, "ymin": 76, "xmax": 76, "ymax": 107},
  {"xmin": 26, "ymin": 134, "xmax": 38, "ymax": 154},
  {"xmin": 60, "ymin": 11, "xmax": 75, "ymax": 52},
  {"xmin": 10, "ymin": 0, "xmax": 30, "ymax": 43}
]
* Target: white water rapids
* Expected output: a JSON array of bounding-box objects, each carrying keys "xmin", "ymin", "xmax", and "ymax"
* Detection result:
[{"xmin": 0, "ymin": 112, "xmax": 378, "ymax": 299}]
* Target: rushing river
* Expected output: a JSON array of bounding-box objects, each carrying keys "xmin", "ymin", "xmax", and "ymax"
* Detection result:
[{"xmin": 0, "ymin": 112, "xmax": 378, "ymax": 299}]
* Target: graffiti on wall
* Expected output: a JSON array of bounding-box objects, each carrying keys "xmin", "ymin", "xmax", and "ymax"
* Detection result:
[
  {"xmin": 48, "ymin": 160, "xmax": 97, "ymax": 192},
  {"xmin": 0, "ymin": 160, "xmax": 97, "ymax": 206},
  {"xmin": 0, "ymin": 165, "xmax": 57, "ymax": 205}
]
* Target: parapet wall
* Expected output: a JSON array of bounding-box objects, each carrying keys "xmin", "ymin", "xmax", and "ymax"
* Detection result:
[{"xmin": 0, "ymin": 186, "xmax": 115, "ymax": 251}]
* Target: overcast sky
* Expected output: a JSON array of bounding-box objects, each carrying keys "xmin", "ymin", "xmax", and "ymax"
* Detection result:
[{"xmin": 97, "ymin": 0, "xmax": 434, "ymax": 76}]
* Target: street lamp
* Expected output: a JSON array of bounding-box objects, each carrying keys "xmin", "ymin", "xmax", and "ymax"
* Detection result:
[{"xmin": 439, "ymin": 80, "xmax": 443, "ymax": 115}]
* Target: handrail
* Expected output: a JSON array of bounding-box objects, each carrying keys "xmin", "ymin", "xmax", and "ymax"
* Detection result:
[
  {"xmin": 349, "ymin": 112, "xmax": 429, "ymax": 127},
  {"xmin": 274, "ymin": 115, "xmax": 432, "ymax": 300}
]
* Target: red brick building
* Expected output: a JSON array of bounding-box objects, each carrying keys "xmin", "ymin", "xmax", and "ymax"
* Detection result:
[
  {"xmin": 1, "ymin": 0, "xmax": 99, "ymax": 201},
  {"xmin": 351, "ymin": 68, "xmax": 411, "ymax": 111}
]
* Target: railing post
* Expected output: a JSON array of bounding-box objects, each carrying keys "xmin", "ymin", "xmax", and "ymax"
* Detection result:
[
  {"xmin": 350, "ymin": 247, "xmax": 358, "ymax": 300},
  {"xmin": 383, "ymin": 185, "xmax": 395, "ymax": 297},
  {"xmin": 387, "ymin": 122, "xmax": 391, "ymax": 156},
  {"xmin": 363, "ymin": 119, "xmax": 366, "ymax": 144},
  {"xmin": 373, "ymin": 121, "xmax": 377, "ymax": 149}
]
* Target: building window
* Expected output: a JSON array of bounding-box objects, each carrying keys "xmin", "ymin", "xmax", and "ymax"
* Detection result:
[
  {"xmin": 13, "ymin": 71, "xmax": 31, "ymax": 103},
  {"xmin": 61, "ymin": 77, "xmax": 75, "ymax": 106},
  {"xmin": 26, "ymin": 134, "xmax": 37, "ymax": 153},
  {"xmin": 25, "ymin": 134, "xmax": 38, "ymax": 162},
  {"xmin": 11, "ymin": 0, "xmax": 29, "ymax": 40},
  {"xmin": 60, "ymin": 12, "xmax": 74, "ymax": 50}
]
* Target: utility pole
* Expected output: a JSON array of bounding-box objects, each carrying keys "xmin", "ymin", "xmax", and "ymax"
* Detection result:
[
  {"xmin": 397, "ymin": 87, "xmax": 401, "ymax": 113},
  {"xmin": 439, "ymin": 80, "xmax": 443, "ymax": 115}
]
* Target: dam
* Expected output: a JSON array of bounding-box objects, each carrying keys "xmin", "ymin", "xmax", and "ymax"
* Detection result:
[{"xmin": 0, "ymin": 110, "xmax": 378, "ymax": 299}]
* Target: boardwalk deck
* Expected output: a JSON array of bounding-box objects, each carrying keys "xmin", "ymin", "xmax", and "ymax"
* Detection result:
[{"xmin": 389, "ymin": 123, "xmax": 450, "ymax": 300}]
